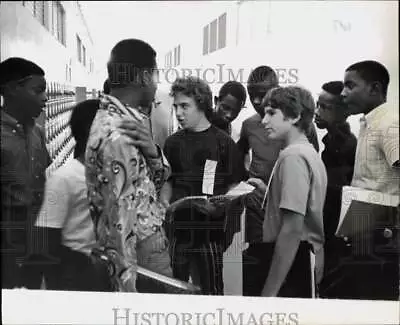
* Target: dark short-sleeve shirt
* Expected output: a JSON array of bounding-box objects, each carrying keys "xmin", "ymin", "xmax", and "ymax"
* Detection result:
[
  {"xmin": 164, "ymin": 125, "xmax": 242, "ymax": 246},
  {"xmin": 209, "ymin": 112, "xmax": 232, "ymax": 136},
  {"xmin": 321, "ymin": 122, "xmax": 357, "ymax": 238},
  {"xmin": 1, "ymin": 110, "xmax": 51, "ymax": 254}
]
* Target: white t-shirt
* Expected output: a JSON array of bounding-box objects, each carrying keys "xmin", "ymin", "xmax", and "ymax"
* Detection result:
[{"xmin": 36, "ymin": 158, "xmax": 96, "ymax": 256}]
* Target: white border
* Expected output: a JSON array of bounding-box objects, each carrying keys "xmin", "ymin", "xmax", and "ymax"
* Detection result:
[{"xmin": 2, "ymin": 289, "xmax": 399, "ymax": 325}]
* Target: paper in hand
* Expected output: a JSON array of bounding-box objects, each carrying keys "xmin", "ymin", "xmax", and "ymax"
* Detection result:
[
  {"xmin": 336, "ymin": 186, "xmax": 399, "ymax": 236},
  {"xmin": 225, "ymin": 181, "xmax": 255, "ymax": 197}
]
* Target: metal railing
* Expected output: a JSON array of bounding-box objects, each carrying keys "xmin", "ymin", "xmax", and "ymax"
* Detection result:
[{"xmin": 45, "ymin": 82, "xmax": 76, "ymax": 177}]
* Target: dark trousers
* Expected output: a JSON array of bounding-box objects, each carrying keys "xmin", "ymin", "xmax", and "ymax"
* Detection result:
[
  {"xmin": 1, "ymin": 207, "xmax": 42, "ymax": 289},
  {"xmin": 171, "ymin": 240, "xmax": 224, "ymax": 295},
  {"xmin": 321, "ymin": 206, "xmax": 399, "ymax": 300},
  {"xmin": 1, "ymin": 254, "xmax": 42, "ymax": 289},
  {"xmin": 243, "ymin": 242, "xmax": 312, "ymax": 297},
  {"xmin": 47, "ymin": 246, "xmax": 112, "ymax": 292},
  {"xmin": 320, "ymin": 239, "xmax": 399, "ymax": 300},
  {"xmin": 322, "ymin": 258, "xmax": 399, "ymax": 300}
]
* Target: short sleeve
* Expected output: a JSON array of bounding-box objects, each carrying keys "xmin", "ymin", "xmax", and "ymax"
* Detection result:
[
  {"xmin": 307, "ymin": 123, "xmax": 320, "ymax": 153},
  {"xmin": 35, "ymin": 174, "xmax": 70, "ymax": 228},
  {"xmin": 163, "ymin": 136, "xmax": 176, "ymax": 181},
  {"xmin": 237, "ymin": 120, "xmax": 250, "ymax": 155},
  {"xmin": 278, "ymin": 154, "xmax": 311, "ymax": 215},
  {"xmin": 225, "ymin": 138, "xmax": 245, "ymax": 185},
  {"xmin": 381, "ymin": 119, "xmax": 399, "ymax": 167},
  {"xmin": 163, "ymin": 137, "xmax": 172, "ymax": 163}
]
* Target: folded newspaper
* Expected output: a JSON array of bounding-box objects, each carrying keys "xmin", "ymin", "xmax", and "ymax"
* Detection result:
[
  {"xmin": 336, "ymin": 186, "xmax": 399, "ymax": 237},
  {"xmin": 166, "ymin": 181, "xmax": 255, "ymax": 215}
]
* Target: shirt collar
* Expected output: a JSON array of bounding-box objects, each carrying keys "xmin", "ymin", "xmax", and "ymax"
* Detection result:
[
  {"xmin": 1, "ymin": 110, "xmax": 18, "ymax": 125},
  {"xmin": 322, "ymin": 122, "xmax": 352, "ymax": 145},
  {"xmin": 1, "ymin": 110, "xmax": 23, "ymax": 129},
  {"xmin": 101, "ymin": 94, "xmax": 147, "ymax": 122},
  {"xmin": 364, "ymin": 102, "xmax": 387, "ymax": 127},
  {"xmin": 1, "ymin": 109, "xmax": 35, "ymax": 130}
]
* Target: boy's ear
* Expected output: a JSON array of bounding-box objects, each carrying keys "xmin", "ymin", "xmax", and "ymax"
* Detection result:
[
  {"xmin": 290, "ymin": 114, "xmax": 301, "ymax": 125},
  {"xmin": 141, "ymin": 70, "xmax": 152, "ymax": 86},
  {"xmin": 369, "ymin": 81, "xmax": 382, "ymax": 97},
  {"xmin": 2, "ymin": 82, "xmax": 19, "ymax": 97}
]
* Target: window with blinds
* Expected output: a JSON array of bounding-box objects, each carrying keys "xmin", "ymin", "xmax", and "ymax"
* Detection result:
[
  {"xmin": 202, "ymin": 12, "xmax": 227, "ymax": 56},
  {"xmin": 51, "ymin": 1, "xmax": 58, "ymax": 36},
  {"xmin": 82, "ymin": 45, "xmax": 86, "ymax": 66},
  {"xmin": 203, "ymin": 25, "xmax": 209, "ymax": 55},
  {"xmin": 174, "ymin": 47, "xmax": 178, "ymax": 67},
  {"xmin": 22, "ymin": 2, "xmax": 65, "ymax": 45},
  {"xmin": 165, "ymin": 51, "xmax": 173, "ymax": 69},
  {"xmin": 22, "ymin": 1, "xmax": 35, "ymax": 16},
  {"xmin": 165, "ymin": 45, "xmax": 181, "ymax": 68},
  {"xmin": 34, "ymin": 1, "xmax": 45, "ymax": 25},
  {"xmin": 209, "ymin": 19, "xmax": 217, "ymax": 53},
  {"xmin": 56, "ymin": 2, "xmax": 66, "ymax": 45},
  {"xmin": 22, "ymin": 2, "xmax": 49, "ymax": 30},
  {"xmin": 177, "ymin": 45, "xmax": 181, "ymax": 66},
  {"xmin": 77, "ymin": 35, "xmax": 82, "ymax": 63},
  {"xmin": 218, "ymin": 13, "xmax": 226, "ymax": 50}
]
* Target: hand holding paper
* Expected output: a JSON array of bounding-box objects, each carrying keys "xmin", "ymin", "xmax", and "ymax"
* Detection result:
[
  {"xmin": 165, "ymin": 182, "xmax": 254, "ymax": 222},
  {"xmin": 224, "ymin": 181, "xmax": 256, "ymax": 197},
  {"xmin": 246, "ymin": 178, "xmax": 265, "ymax": 191},
  {"xmin": 246, "ymin": 178, "xmax": 266, "ymax": 199}
]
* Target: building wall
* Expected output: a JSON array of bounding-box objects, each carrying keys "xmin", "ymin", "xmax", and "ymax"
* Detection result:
[
  {"xmin": 161, "ymin": 0, "xmax": 398, "ymax": 142},
  {"xmin": 0, "ymin": 1, "xmax": 98, "ymax": 175},
  {"xmin": 0, "ymin": 1, "xmax": 97, "ymax": 90}
]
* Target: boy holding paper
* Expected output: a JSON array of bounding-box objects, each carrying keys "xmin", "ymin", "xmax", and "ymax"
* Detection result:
[
  {"xmin": 340, "ymin": 60, "xmax": 399, "ymax": 300},
  {"xmin": 161, "ymin": 77, "xmax": 243, "ymax": 295}
]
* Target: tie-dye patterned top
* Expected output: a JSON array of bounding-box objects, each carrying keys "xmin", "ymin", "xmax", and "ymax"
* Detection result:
[{"xmin": 85, "ymin": 94, "xmax": 170, "ymax": 292}]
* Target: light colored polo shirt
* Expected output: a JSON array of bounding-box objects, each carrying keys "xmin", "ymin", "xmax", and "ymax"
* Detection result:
[
  {"xmin": 36, "ymin": 158, "xmax": 96, "ymax": 256},
  {"xmin": 263, "ymin": 140, "xmax": 327, "ymax": 255},
  {"xmin": 351, "ymin": 102, "xmax": 399, "ymax": 195}
]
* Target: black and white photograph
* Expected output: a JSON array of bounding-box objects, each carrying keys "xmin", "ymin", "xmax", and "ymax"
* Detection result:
[{"xmin": 1, "ymin": 1, "xmax": 399, "ymax": 324}]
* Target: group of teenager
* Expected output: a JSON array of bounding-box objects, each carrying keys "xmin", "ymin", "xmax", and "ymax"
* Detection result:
[{"xmin": 1, "ymin": 37, "xmax": 398, "ymax": 300}]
